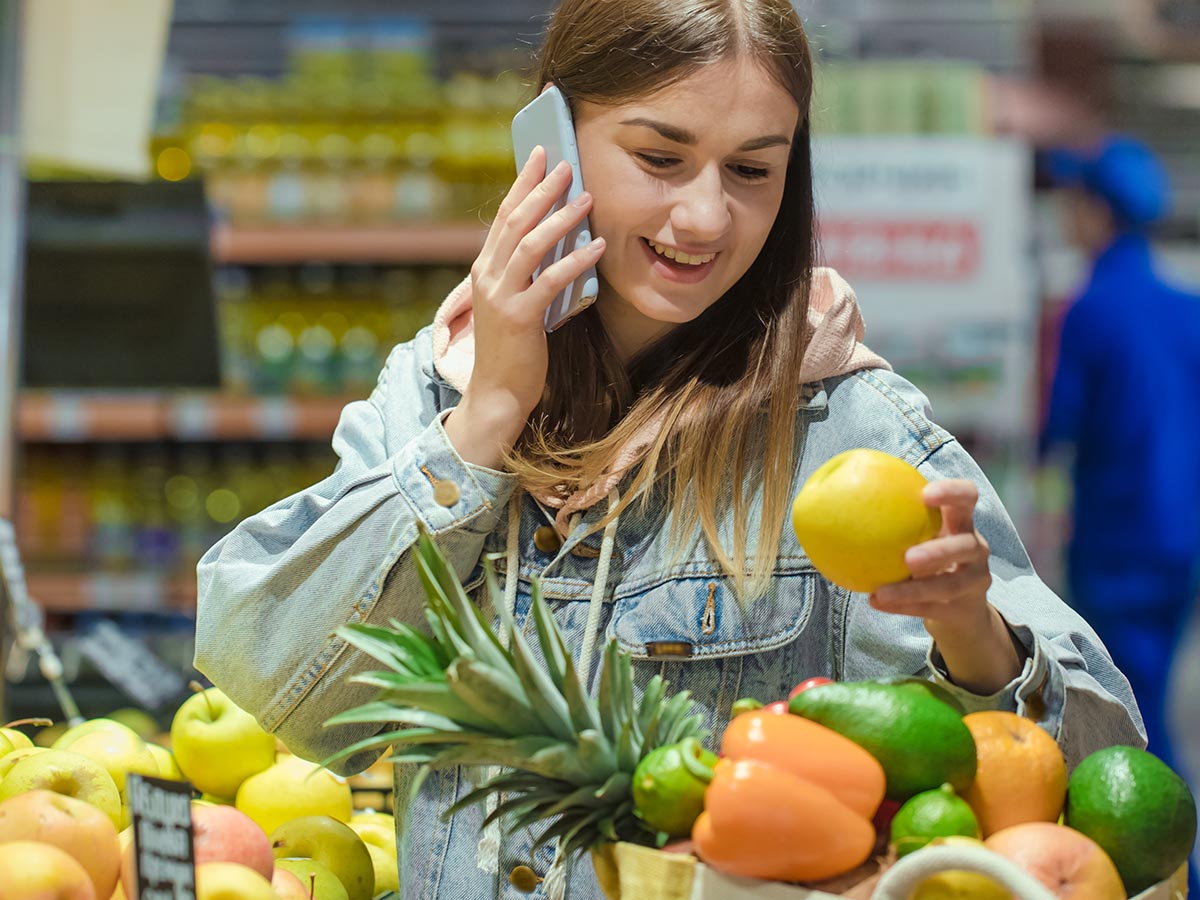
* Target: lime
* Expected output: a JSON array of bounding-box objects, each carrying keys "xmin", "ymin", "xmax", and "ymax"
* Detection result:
[
  {"xmin": 1064, "ymin": 745, "xmax": 1197, "ymax": 895},
  {"xmin": 890, "ymin": 783, "xmax": 980, "ymax": 857},
  {"xmin": 632, "ymin": 737, "xmax": 717, "ymax": 837}
]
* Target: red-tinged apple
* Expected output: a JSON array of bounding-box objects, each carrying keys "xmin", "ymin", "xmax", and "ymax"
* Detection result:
[
  {"xmin": 0, "ymin": 749, "xmax": 122, "ymax": 829},
  {"xmin": 0, "ymin": 789, "xmax": 120, "ymax": 898},
  {"xmin": 194, "ymin": 803, "xmax": 274, "ymax": 878},
  {"xmin": 274, "ymin": 858, "xmax": 350, "ymax": 900},
  {"xmin": 271, "ymin": 816, "xmax": 374, "ymax": 900},
  {"xmin": 0, "ymin": 840, "xmax": 97, "ymax": 899},
  {"xmin": 272, "ymin": 867, "xmax": 312, "ymax": 900},
  {"xmin": 195, "ymin": 861, "xmax": 277, "ymax": 900},
  {"xmin": 236, "ymin": 754, "xmax": 353, "ymax": 836},
  {"xmin": 171, "ymin": 688, "xmax": 276, "ymax": 799}
]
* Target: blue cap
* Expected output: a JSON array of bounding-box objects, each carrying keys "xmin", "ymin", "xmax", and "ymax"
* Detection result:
[{"xmin": 1045, "ymin": 136, "xmax": 1172, "ymax": 229}]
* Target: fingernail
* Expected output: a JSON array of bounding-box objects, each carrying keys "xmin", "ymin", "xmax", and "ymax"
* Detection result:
[
  {"xmin": 907, "ymin": 549, "xmax": 928, "ymax": 567},
  {"xmin": 556, "ymin": 160, "xmax": 572, "ymax": 175},
  {"xmin": 588, "ymin": 237, "xmax": 606, "ymax": 252},
  {"xmin": 572, "ymin": 192, "xmax": 592, "ymax": 208}
]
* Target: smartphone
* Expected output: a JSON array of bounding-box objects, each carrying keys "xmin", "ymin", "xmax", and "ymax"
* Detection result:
[{"xmin": 511, "ymin": 86, "xmax": 600, "ymax": 333}]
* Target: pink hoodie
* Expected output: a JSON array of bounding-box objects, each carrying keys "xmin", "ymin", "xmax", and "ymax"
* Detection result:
[{"xmin": 430, "ymin": 267, "xmax": 890, "ymax": 534}]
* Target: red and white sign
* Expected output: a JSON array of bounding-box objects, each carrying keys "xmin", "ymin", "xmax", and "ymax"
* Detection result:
[{"xmin": 819, "ymin": 218, "xmax": 982, "ymax": 281}]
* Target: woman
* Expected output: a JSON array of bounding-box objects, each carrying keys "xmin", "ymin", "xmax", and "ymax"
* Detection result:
[{"xmin": 196, "ymin": 1, "xmax": 1143, "ymax": 897}]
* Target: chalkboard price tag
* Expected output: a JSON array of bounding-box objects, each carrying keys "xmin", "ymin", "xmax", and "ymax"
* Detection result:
[
  {"xmin": 76, "ymin": 620, "xmax": 187, "ymax": 711},
  {"xmin": 128, "ymin": 773, "xmax": 196, "ymax": 900}
]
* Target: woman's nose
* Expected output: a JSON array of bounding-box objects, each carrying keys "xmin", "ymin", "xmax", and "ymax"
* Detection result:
[{"xmin": 669, "ymin": 165, "xmax": 732, "ymax": 242}]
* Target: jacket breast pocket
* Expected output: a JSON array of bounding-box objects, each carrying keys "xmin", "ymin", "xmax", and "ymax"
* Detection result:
[{"xmin": 607, "ymin": 571, "xmax": 826, "ymax": 741}]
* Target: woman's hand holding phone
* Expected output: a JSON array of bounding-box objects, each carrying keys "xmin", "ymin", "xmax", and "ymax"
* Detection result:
[{"xmin": 444, "ymin": 146, "xmax": 607, "ymax": 470}]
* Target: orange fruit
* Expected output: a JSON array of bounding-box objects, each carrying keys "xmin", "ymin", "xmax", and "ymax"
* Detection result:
[{"xmin": 961, "ymin": 711, "xmax": 1066, "ymax": 837}]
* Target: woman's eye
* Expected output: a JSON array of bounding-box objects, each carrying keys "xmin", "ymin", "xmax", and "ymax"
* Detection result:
[
  {"xmin": 636, "ymin": 153, "xmax": 678, "ymax": 169},
  {"xmin": 732, "ymin": 164, "xmax": 770, "ymax": 181}
]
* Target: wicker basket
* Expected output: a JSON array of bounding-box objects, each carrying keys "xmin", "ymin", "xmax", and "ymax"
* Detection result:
[{"xmin": 592, "ymin": 841, "xmax": 1188, "ymax": 900}]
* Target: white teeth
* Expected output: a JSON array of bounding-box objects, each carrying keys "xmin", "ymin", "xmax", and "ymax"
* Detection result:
[{"xmin": 649, "ymin": 240, "xmax": 715, "ymax": 266}]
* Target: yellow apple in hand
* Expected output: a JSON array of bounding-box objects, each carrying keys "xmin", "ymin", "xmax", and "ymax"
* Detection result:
[
  {"xmin": 195, "ymin": 861, "xmax": 277, "ymax": 900},
  {"xmin": 274, "ymin": 858, "xmax": 349, "ymax": 900},
  {"xmin": 0, "ymin": 840, "xmax": 96, "ymax": 899},
  {"xmin": 0, "ymin": 789, "xmax": 121, "ymax": 898},
  {"xmin": 171, "ymin": 688, "xmax": 276, "ymax": 799},
  {"xmin": 791, "ymin": 448, "xmax": 942, "ymax": 593},
  {"xmin": 236, "ymin": 754, "xmax": 353, "ymax": 836},
  {"xmin": 271, "ymin": 815, "xmax": 374, "ymax": 900},
  {"xmin": 0, "ymin": 748, "xmax": 122, "ymax": 829}
]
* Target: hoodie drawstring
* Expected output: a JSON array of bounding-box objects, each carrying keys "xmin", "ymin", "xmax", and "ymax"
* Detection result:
[{"xmin": 476, "ymin": 489, "xmax": 622, "ymax": 900}]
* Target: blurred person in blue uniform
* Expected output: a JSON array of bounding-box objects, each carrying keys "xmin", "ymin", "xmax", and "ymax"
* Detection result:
[{"xmin": 1041, "ymin": 136, "xmax": 1200, "ymax": 792}]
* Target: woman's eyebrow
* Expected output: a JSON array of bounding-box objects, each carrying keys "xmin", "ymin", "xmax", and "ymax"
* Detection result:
[{"xmin": 620, "ymin": 117, "xmax": 790, "ymax": 151}]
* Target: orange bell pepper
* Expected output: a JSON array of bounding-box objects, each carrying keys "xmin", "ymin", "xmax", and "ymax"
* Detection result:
[
  {"xmin": 721, "ymin": 710, "xmax": 886, "ymax": 819},
  {"xmin": 692, "ymin": 758, "xmax": 876, "ymax": 882}
]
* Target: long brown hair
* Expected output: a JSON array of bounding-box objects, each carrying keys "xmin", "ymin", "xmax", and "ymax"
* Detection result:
[{"xmin": 505, "ymin": 0, "xmax": 817, "ymax": 601}]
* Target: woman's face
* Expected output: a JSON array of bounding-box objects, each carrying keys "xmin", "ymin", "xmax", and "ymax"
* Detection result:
[{"xmin": 573, "ymin": 57, "xmax": 800, "ymax": 360}]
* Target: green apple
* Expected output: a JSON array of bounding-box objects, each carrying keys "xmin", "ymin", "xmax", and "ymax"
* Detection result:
[
  {"xmin": 0, "ymin": 748, "xmax": 122, "ymax": 828},
  {"xmin": 236, "ymin": 753, "xmax": 353, "ymax": 836},
  {"xmin": 171, "ymin": 688, "xmax": 276, "ymax": 799},
  {"xmin": 0, "ymin": 745, "xmax": 47, "ymax": 780},
  {"xmin": 106, "ymin": 707, "xmax": 160, "ymax": 741},
  {"xmin": 0, "ymin": 788, "xmax": 121, "ymax": 898},
  {"xmin": 274, "ymin": 858, "xmax": 350, "ymax": 900},
  {"xmin": 147, "ymin": 743, "xmax": 185, "ymax": 781},
  {"xmin": 0, "ymin": 840, "xmax": 95, "ymax": 898},
  {"xmin": 271, "ymin": 815, "xmax": 374, "ymax": 900},
  {"xmin": 195, "ymin": 861, "xmax": 278, "ymax": 900}
]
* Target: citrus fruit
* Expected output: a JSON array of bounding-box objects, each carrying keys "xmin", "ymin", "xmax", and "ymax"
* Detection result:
[
  {"xmin": 791, "ymin": 448, "xmax": 941, "ymax": 592},
  {"xmin": 960, "ymin": 711, "xmax": 1066, "ymax": 837},
  {"xmin": 789, "ymin": 680, "xmax": 976, "ymax": 800},
  {"xmin": 632, "ymin": 737, "xmax": 717, "ymax": 836},
  {"xmin": 985, "ymin": 822, "xmax": 1125, "ymax": 900},
  {"xmin": 1064, "ymin": 744, "xmax": 1197, "ymax": 895},
  {"xmin": 890, "ymin": 783, "xmax": 980, "ymax": 857}
]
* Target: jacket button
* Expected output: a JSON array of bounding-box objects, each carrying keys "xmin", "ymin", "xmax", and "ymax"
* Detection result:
[
  {"xmin": 533, "ymin": 525, "xmax": 563, "ymax": 554},
  {"xmin": 509, "ymin": 865, "xmax": 542, "ymax": 893}
]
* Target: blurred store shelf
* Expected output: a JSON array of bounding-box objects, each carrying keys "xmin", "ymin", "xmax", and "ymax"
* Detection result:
[
  {"xmin": 18, "ymin": 391, "xmax": 352, "ymax": 442},
  {"xmin": 27, "ymin": 572, "xmax": 197, "ymax": 614},
  {"xmin": 210, "ymin": 222, "xmax": 488, "ymax": 264}
]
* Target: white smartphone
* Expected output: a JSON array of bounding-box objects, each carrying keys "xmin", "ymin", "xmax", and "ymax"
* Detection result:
[{"xmin": 511, "ymin": 86, "xmax": 600, "ymax": 333}]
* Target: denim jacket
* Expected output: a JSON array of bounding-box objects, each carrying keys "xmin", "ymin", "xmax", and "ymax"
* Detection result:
[{"xmin": 195, "ymin": 322, "xmax": 1143, "ymax": 900}]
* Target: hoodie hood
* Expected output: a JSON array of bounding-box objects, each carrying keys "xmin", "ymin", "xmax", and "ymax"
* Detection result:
[{"xmin": 430, "ymin": 267, "xmax": 890, "ymax": 532}]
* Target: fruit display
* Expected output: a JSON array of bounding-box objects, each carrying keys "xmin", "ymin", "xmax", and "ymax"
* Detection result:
[{"xmin": 0, "ymin": 686, "xmax": 396, "ymax": 899}]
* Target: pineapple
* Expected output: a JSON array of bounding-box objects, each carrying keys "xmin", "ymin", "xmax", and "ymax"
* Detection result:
[{"xmin": 321, "ymin": 527, "xmax": 708, "ymax": 858}]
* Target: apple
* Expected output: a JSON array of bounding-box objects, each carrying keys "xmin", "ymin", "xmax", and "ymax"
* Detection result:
[
  {"xmin": 363, "ymin": 842, "xmax": 399, "ymax": 894},
  {"xmin": 111, "ymin": 826, "xmax": 135, "ymax": 900},
  {"xmin": 52, "ymin": 718, "xmax": 135, "ymax": 749},
  {"xmin": 147, "ymin": 744, "xmax": 184, "ymax": 782},
  {"xmin": 194, "ymin": 804, "xmax": 274, "ymax": 878},
  {"xmin": 0, "ymin": 732, "xmax": 14, "ymax": 757},
  {"xmin": 271, "ymin": 815, "xmax": 374, "ymax": 900},
  {"xmin": 195, "ymin": 861, "xmax": 277, "ymax": 900},
  {"xmin": 0, "ymin": 789, "xmax": 120, "ymax": 898},
  {"xmin": 0, "ymin": 749, "xmax": 122, "ymax": 829},
  {"xmin": 350, "ymin": 811, "xmax": 394, "ymax": 828},
  {"xmin": 985, "ymin": 821, "xmax": 1125, "ymax": 900},
  {"xmin": 236, "ymin": 754, "xmax": 353, "ymax": 836},
  {"xmin": 35, "ymin": 720, "xmax": 69, "ymax": 747},
  {"xmin": 171, "ymin": 688, "xmax": 276, "ymax": 799},
  {"xmin": 0, "ymin": 840, "xmax": 97, "ymax": 899},
  {"xmin": 0, "ymin": 745, "xmax": 47, "ymax": 780},
  {"xmin": 0, "ymin": 719, "xmax": 39, "ymax": 751},
  {"xmin": 349, "ymin": 819, "xmax": 396, "ymax": 857},
  {"xmin": 274, "ymin": 858, "xmax": 350, "ymax": 900},
  {"xmin": 272, "ymin": 867, "xmax": 312, "ymax": 900},
  {"xmin": 105, "ymin": 709, "xmax": 159, "ymax": 741},
  {"xmin": 54, "ymin": 720, "xmax": 159, "ymax": 828}
]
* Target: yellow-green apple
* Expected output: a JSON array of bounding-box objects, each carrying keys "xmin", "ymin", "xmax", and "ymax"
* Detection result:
[
  {"xmin": 274, "ymin": 858, "xmax": 350, "ymax": 900},
  {"xmin": 54, "ymin": 721, "xmax": 159, "ymax": 828},
  {"xmin": 0, "ymin": 745, "xmax": 46, "ymax": 780},
  {"xmin": 194, "ymin": 861, "xmax": 277, "ymax": 900},
  {"xmin": 0, "ymin": 840, "xmax": 97, "ymax": 899},
  {"xmin": 146, "ymin": 744, "xmax": 184, "ymax": 782},
  {"xmin": 271, "ymin": 867, "xmax": 311, "ymax": 900},
  {"xmin": 105, "ymin": 709, "xmax": 159, "ymax": 741},
  {"xmin": 0, "ymin": 789, "xmax": 120, "ymax": 897},
  {"xmin": 350, "ymin": 810, "xmax": 394, "ymax": 827},
  {"xmin": 35, "ymin": 720, "xmax": 69, "ymax": 747},
  {"xmin": 236, "ymin": 754, "xmax": 353, "ymax": 836},
  {"xmin": 171, "ymin": 688, "xmax": 275, "ymax": 799},
  {"xmin": 197, "ymin": 793, "xmax": 233, "ymax": 806},
  {"xmin": 349, "ymin": 819, "xmax": 398, "ymax": 894},
  {"xmin": 0, "ymin": 749, "xmax": 122, "ymax": 829},
  {"xmin": 0, "ymin": 732, "xmax": 14, "ymax": 757},
  {"xmin": 0, "ymin": 727, "xmax": 34, "ymax": 751},
  {"xmin": 271, "ymin": 815, "xmax": 374, "ymax": 900}
]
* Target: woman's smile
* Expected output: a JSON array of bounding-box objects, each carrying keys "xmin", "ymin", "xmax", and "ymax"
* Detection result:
[{"xmin": 639, "ymin": 236, "xmax": 721, "ymax": 283}]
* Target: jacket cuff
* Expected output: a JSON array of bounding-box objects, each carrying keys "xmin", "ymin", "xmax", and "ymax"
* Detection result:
[
  {"xmin": 391, "ymin": 408, "xmax": 519, "ymax": 534},
  {"xmin": 926, "ymin": 622, "xmax": 1061, "ymax": 735}
]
